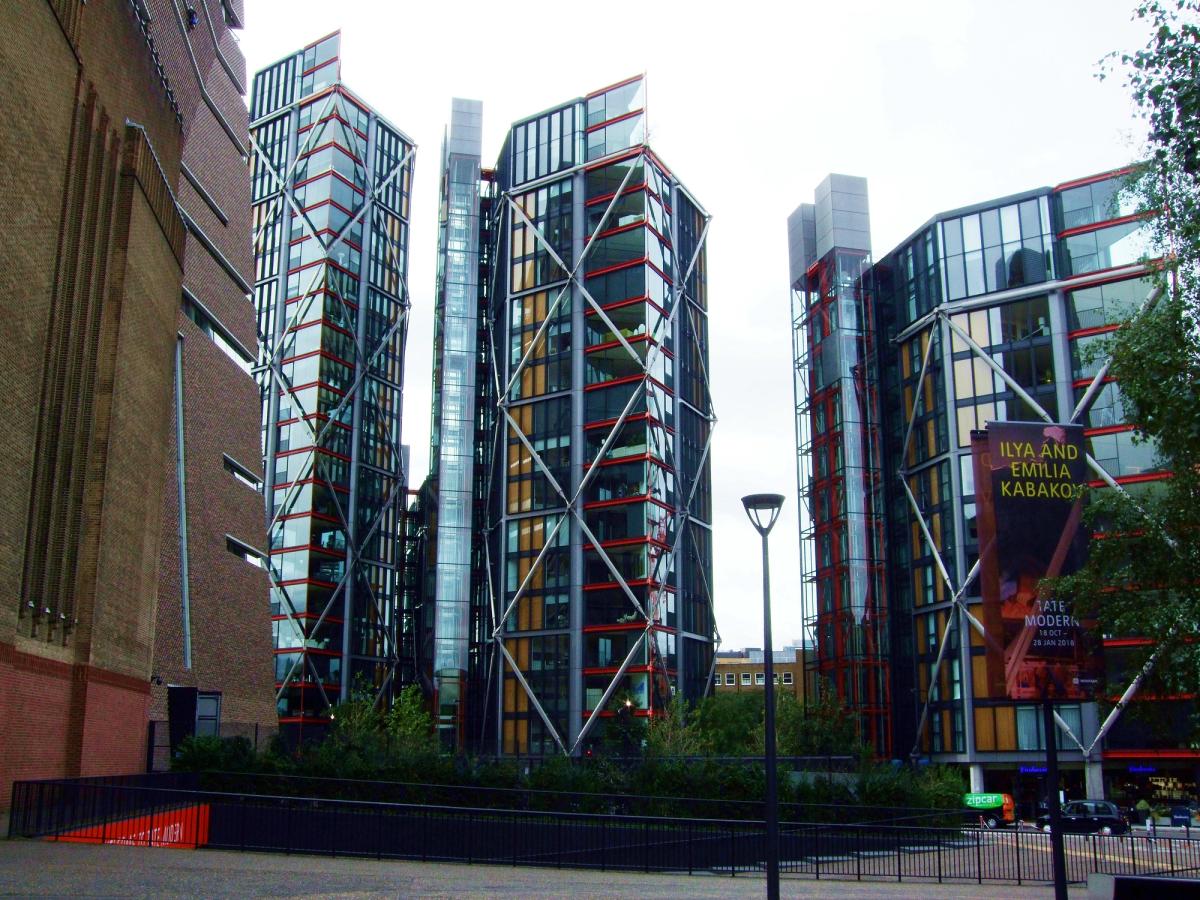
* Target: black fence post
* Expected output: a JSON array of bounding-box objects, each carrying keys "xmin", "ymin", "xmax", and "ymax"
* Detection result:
[
  {"xmin": 239, "ymin": 795, "xmax": 247, "ymax": 852},
  {"xmin": 100, "ymin": 786, "xmax": 109, "ymax": 846},
  {"xmin": 857, "ymin": 826, "xmax": 862, "ymax": 881},
  {"xmin": 330, "ymin": 802, "xmax": 337, "ymax": 858},
  {"xmin": 601, "ymin": 816, "xmax": 607, "ymax": 872},
  {"xmin": 147, "ymin": 790, "xmax": 156, "ymax": 847},
  {"xmin": 465, "ymin": 810, "xmax": 473, "ymax": 865},
  {"xmin": 687, "ymin": 821, "xmax": 693, "ymax": 876},
  {"xmin": 976, "ymin": 824, "xmax": 982, "ymax": 884},
  {"xmin": 936, "ymin": 828, "xmax": 942, "ymax": 883},
  {"xmin": 1015, "ymin": 825, "xmax": 1022, "ymax": 885},
  {"xmin": 896, "ymin": 827, "xmax": 902, "ymax": 882}
]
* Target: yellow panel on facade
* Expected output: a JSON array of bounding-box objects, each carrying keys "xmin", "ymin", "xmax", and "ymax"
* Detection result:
[
  {"xmin": 969, "ymin": 309, "xmax": 988, "ymax": 345},
  {"xmin": 957, "ymin": 407, "xmax": 975, "ymax": 448},
  {"xmin": 972, "ymin": 655, "xmax": 989, "ymax": 697},
  {"xmin": 970, "ymin": 620, "xmax": 985, "ymax": 647},
  {"xmin": 975, "ymin": 707, "xmax": 996, "ymax": 751},
  {"xmin": 951, "ymin": 315, "xmax": 968, "ymax": 353},
  {"xmin": 995, "ymin": 705, "xmax": 1017, "ymax": 750}
]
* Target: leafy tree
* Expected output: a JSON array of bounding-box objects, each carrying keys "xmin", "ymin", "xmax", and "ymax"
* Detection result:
[
  {"xmin": 1060, "ymin": 0, "xmax": 1200, "ymax": 700},
  {"xmin": 690, "ymin": 692, "xmax": 764, "ymax": 755},
  {"xmin": 385, "ymin": 683, "xmax": 438, "ymax": 755},
  {"xmin": 774, "ymin": 689, "xmax": 864, "ymax": 758},
  {"xmin": 643, "ymin": 694, "xmax": 710, "ymax": 758},
  {"xmin": 1058, "ymin": 0, "xmax": 1200, "ymax": 723}
]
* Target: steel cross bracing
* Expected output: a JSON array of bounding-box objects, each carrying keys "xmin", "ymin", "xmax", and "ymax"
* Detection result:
[
  {"xmin": 249, "ymin": 94, "xmax": 416, "ymax": 714},
  {"xmin": 903, "ymin": 284, "xmax": 1167, "ymax": 759},
  {"xmin": 485, "ymin": 148, "xmax": 715, "ymax": 755}
]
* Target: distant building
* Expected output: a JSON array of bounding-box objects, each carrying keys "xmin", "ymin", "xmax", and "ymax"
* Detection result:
[
  {"xmin": 250, "ymin": 33, "xmax": 417, "ymax": 743},
  {"xmin": 714, "ymin": 646, "xmax": 808, "ymax": 700},
  {"xmin": 1, "ymin": 0, "xmax": 273, "ymax": 800}
]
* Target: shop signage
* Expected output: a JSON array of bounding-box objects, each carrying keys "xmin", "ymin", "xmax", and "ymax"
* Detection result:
[
  {"xmin": 963, "ymin": 792, "xmax": 1006, "ymax": 809},
  {"xmin": 971, "ymin": 422, "xmax": 1101, "ymax": 701}
]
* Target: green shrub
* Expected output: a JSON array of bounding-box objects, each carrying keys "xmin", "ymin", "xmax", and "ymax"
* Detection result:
[{"xmin": 172, "ymin": 735, "xmax": 258, "ymax": 773}]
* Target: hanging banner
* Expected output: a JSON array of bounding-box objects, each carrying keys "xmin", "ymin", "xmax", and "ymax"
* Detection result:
[{"xmin": 971, "ymin": 422, "xmax": 1100, "ymax": 701}]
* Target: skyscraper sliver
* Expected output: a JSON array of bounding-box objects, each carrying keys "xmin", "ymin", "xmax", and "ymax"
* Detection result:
[{"xmin": 250, "ymin": 33, "xmax": 416, "ymax": 743}]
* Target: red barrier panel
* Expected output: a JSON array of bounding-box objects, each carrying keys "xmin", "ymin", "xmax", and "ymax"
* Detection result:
[{"xmin": 48, "ymin": 804, "xmax": 210, "ymax": 849}]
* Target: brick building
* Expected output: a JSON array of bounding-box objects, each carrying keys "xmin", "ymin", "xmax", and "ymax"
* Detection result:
[
  {"xmin": 1, "ymin": 0, "xmax": 274, "ymax": 803},
  {"xmin": 713, "ymin": 645, "xmax": 810, "ymax": 699}
]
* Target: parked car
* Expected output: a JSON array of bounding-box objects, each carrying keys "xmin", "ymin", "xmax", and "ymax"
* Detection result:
[
  {"xmin": 1170, "ymin": 806, "xmax": 1199, "ymax": 828},
  {"xmin": 1038, "ymin": 800, "xmax": 1129, "ymax": 835}
]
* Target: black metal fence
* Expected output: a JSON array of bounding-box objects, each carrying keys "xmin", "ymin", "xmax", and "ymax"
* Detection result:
[
  {"xmin": 10, "ymin": 775, "xmax": 1200, "ymax": 885},
  {"xmin": 190, "ymin": 770, "xmax": 951, "ymax": 825}
]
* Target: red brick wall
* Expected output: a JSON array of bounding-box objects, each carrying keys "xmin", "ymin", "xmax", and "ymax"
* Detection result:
[{"xmin": 0, "ymin": 643, "xmax": 150, "ymax": 807}]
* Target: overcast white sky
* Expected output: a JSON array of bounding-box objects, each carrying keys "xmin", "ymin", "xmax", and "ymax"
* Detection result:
[{"xmin": 243, "ymin": 0, "xmax": 1149, "ymax": 651}]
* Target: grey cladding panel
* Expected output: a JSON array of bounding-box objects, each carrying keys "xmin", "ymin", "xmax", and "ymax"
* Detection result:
[
  {"xmin": 448, "ymin": 98, "xmax": 483, "ymax": 157},
  {"xmin": 815, "ymin": 174, "xmax": 870, "ymax": 259},
  {"xmin": 787, "ymin": 203, "xmax": 817, "ymax": 288}
]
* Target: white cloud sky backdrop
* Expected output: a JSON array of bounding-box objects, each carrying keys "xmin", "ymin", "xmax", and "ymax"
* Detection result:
[{"xmin": 242, "ymin": 0, "xmax": 1149, "ymax": 650}]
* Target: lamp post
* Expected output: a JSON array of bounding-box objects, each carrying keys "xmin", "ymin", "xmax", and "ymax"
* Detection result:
[{"xmin": 743, "ymin": 492, "xmax": 785, "ymax": 900}]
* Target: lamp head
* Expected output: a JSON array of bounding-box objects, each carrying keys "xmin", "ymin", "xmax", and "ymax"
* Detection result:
[{"xmin": 742, "ymin": 493, "xmax": 785, "ymax": 536}]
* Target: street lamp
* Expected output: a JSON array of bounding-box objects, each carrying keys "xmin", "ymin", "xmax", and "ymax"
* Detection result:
[{"xmin": 742, "ymin": 492, "xmax": 785, "ymax": 900}]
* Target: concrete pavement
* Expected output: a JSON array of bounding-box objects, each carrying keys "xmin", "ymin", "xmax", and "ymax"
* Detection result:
[{"xmin": 0, "ymin": 839, "xmax": 1080, "ymax": 898}]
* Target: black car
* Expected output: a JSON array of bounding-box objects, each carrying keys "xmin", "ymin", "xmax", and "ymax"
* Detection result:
[{"xmin": 1038, "ymin": 800, "xmax": 1129, "ymax": 835}]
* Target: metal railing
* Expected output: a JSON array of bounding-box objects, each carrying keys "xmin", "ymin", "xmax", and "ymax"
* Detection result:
[
  {"xmin": 10, "ymin": 776, "xmax": 1200, "ymax": 885},
  {"xmin": 189, "ymin": 770, "xmax": 950, "ymax": 825}
]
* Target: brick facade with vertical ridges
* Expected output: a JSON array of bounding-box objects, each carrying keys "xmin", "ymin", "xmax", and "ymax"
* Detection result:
[{"xmin": 1, "ymin": 0, "xmax": 273, "ymax": 808}]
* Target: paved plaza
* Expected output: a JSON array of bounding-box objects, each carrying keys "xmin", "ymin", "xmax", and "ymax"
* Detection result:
[{"xmin": 0, "ymin": 839, "xmax": 1081, "ymax": 898}]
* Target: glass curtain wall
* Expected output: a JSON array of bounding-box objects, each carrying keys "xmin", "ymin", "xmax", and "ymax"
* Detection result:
[
  {"xmin": 251, "ymin": 34, "xmax": 415, "ymax": 742},
  {"xmin": 798, "ymin": 249, "xmax": 891, "ymax": 757},
  {"xmin": 479, "ymin": 76, "xmax": 714, "ymax": 755}
]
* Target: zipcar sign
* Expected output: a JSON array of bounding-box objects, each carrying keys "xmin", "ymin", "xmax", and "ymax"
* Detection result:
[{"xmin": 963, "ymin": 793, "xmax": 1005, "ymax": 810}]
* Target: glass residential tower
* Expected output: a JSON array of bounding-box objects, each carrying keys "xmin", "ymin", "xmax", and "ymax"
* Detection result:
[
  {"xmin": 423, "ymin": 78, "xmax": 717, "ymax": 755},
  {"xmin": 250, "ymin": 34, "xmax": 416, "ymax": 741}
]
